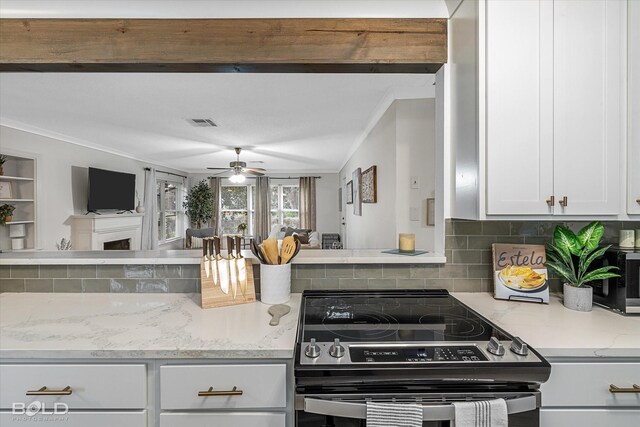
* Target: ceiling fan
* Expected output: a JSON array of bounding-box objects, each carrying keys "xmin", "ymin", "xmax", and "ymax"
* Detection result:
[{"xmin": 207, "ymin": 147, "xmax": 266, "ymax": 183}]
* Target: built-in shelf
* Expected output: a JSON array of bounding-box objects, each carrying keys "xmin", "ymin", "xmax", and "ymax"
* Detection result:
[
  {"xmin": 5, "ymin": 220, "xmax": 34, "ymax": 225},
  {"xmin": 0, "ymin": 175, "xmax": 34, "ymax": 181},
  {"xmin": 0, "ymin": 199, "xmax": 35, "ymax": 202}
]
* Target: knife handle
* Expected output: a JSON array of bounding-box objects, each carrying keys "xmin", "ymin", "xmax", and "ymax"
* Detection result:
[
  {"xmin": 209, "ymin": 238, "xmax": 215, "ymax": 258},
  {"xmin": 202, "ymin": 238, "xmax": 208, "ymax": 257},
  {"xmin": 213, "ymin": 236, "xmax": 221, "ymax": 257},
  {"xmin": 227, "ymin": 236, "xmax": 235, "ymax": 258},
  {"xmin": 235, "ymin": 236, "xmax": 242, "ymax": 257}
]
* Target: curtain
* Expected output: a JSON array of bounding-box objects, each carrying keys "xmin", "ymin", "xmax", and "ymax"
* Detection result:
[
  {"xmin": 141, "ymin": 168, "xmax": 158, "ymax": 250},
  {"xmin": 299, "ymin": 177, "xmax": 317, "ymax": 230},
  {"xmin": 209, "ymin": 177, "xmax": 221, "ymax": 235},
  {"xmin": 254, "ymin": 176, "xmax": 271, "ymax": 242}
]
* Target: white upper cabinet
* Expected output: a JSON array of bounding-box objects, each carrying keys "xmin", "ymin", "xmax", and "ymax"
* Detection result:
[
  {"xmin": 553, "ymin": 0, "xmax": 623, "ymax": 215},
  {"xmin": 485, "ymin": 0, "xmax": 554, "ymax": 215},
  {"xmin": 629, "ymin": 0, "xmax": 640, "ymax": 215}
]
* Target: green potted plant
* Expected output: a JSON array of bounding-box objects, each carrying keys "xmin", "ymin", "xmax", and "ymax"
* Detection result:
[
  {"xmin": 182, "ymin": 179, "xmax": 213, "ymax": 229},
  {"xmin": 0, "ymin": 204, "xmax": 15, "ymax": 224},
  {"xmin": 237, "ymin": 222, "xmax": 248, "ymax": 236},
  {"xmin": 0, "ymin": 154, "xmax": 7, "ymax": 176},
  {"xmin": 545, "ymin": 221, "xmax": 620, "ymax": 312}
]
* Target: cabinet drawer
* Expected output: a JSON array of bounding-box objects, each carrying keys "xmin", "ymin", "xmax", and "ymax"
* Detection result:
[
  {"xmin": 541, "ymin": 409, "xmax": 640, "ymax": 427},
  {"xmin": 0, "ymin": 364, "xmax": 146, "ymax": 410},
  {"xmin": 541, "ymin": 362, "xmax": 640, "ymax": 407},
  {"xmin": 160, "ymin": 364, "xmax": 286, "ymax": 410},
  {"xmin": 0, "ymin": 410, "xmax": 146, "ymax": 427},
  {"xmin": 160, "ymin": 412, "xmax": 285, "ymax": 427}
]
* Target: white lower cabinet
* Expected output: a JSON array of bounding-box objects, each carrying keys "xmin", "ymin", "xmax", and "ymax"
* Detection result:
[
  {"xmin": 160, "ymin": 412, "xmax": 286, "ymax": 427},
  {"xmin": 0, "ymin": 411, "xmax": 147, "ymax": 427},
  {"xmin": 541, "ymin": 361, "xmax": 640, "ymax": 427}
]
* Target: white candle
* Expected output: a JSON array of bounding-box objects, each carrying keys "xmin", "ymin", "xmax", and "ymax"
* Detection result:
[
  {"xmin": 399, "ymin": 233, "xmax": 416, "ymax": 253},
  {"xmin": 636, "ymin": 230, "xmax": 640, "ymax": 248},
  {"xmin": 619, "ymin": 230, "xmax": 635, "ymax": 249}
]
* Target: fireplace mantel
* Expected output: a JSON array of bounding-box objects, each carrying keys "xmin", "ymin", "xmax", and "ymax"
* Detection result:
[{"xmin": 70, "ymin": 213, "xmax": 143, "ymax": 251}]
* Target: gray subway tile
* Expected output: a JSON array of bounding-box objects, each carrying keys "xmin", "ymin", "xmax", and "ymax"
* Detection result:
[
  {"xmin": 438, "ymin": 265, "xmax": 468, "ymax": 279},
  {"xmin": 453, "ymin": 221, "xmax": 482, "ymax": 235},
  {"xmin": 0, "ymin": 265, "xmax": 10, "ymax": 278},
  {"xmin": 295, "ymin": 265, "xmax": 326, "ymax": 279},
  {"xmin": 411, "ymin": 264, "xmax": 440, "ymax": 278},
  {"xmin": 97, "ymin": 265, "xmax": 125, "ymax": 278},
  {"xmin": 339, "ymin": 278, "xmax": 369, "ymax": 289},
  {"xmin": 468, "ymin": 264, "xmax": 493, "ymax": 279},
  {"xmin": 481, "ymin": 279, "xmax": 493, "ymax": 293},
  {"xmin": 0, "ymin": 278, "xmax": 25, "ymax": 292},
  {"xmin": 446, "ymin": 235, "xmax": 468, "ymax": 249},
  {"xmin": 425, "ymin": 278, "xmax": 453, "ymax": 291},
  {"xmin": 291, "ymin": 279, "xmax": 312, "ymax": 293},
  {"xmin": 25, "ymin": 279, "xmax": 53, "ymax": 292},
  {"xmin": 453, "ymin": 279, "xmax": 483, "ymax": 292},
  {"xmin": 124, "ymin": 264, "xmax": 154, "ymax": 278},
  {"xmin": 167, "ymin": 279, "xmax": 197, "ymax": 293},
  {"xmin": 136, "ymin": 279, "xmax": 168, "ymax": 293},
  {"xmin": 524, "ymin": 236, "xmax": 549, "ymax": 245},
  {"xmin": 354, "ymin": 264, "xmax": 383, "ymax": 279},
  {"xmin": 397, "ymin": 279, "xmax": 426, "ymax": 289},
  {"xmin": 311, "ymin": 278, "xmax": 340, "ymax": 290},
  {"xmin": 510, "ymin": 222, "xmax": 539, "ymax": 237},
  {"xmin": 445, "ymin": 219, "xmax": 453, "ymax": 236},
  {"xmin": 367, "ymin": 279, "xmax": 397, "ymax": 289},
  {"xmin": 481, "ymin": 250, "xmax": 493, "ymax": 264},
  {"xmin": 482, "ymin": 221, "xmax": 511, "ymax": 235},
  {"xmin": 68, "ymin": 265, "xmax": 97, "ymax": 278},
  {"xmin": 325, "ymin": 265, "xmax": 354, "ymax": 278},
  {"xmin": 39, "ymin": 265, "xmax": 68, "ymax": 279},
  {"xmin": 10, "ymin": 265, "xmax": 38, "ymax": 279},
  {"xmin": 181, "ymin": 264, "xmax": 201, "ymax": 279},
  {"xmin": 155, "ymin": 265, "xmax": 182, "ymax": 278},
  {"xmin": 467, "ymin": 236, "xmax": 498, "ymax": 250},
  {"xmin": 451, "ymin": 250, "xmax": 481, "ymax": 264},
  {"xmin": 382, "ymin": 265, "xmax": 411, "ymax": 278},
  {"xmin": 53, "ymin": 279, "xmax": 83, "ymax": 293},
  {"xmin": 109, "ymin": 278, "xmax": 138, "ymax": 293},
  {"xmin": 82, "ymin": 279, "xmax": 112, "ymax": 293}
]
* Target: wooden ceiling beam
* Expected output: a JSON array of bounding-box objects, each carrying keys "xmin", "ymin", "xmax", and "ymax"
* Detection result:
[{"xmin": 0, "ymin": 18, "xmax": 447, "ymax": 73}]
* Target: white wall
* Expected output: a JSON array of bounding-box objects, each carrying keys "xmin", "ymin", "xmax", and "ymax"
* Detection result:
[
  {"xmin": 187, "ymin": 172, "xmax": 340, "ymax": 237},
  {"xmin": 339, "ymin": 99, "xmax": 436, "ymax": 250},
  {"xmin": 0, "ymin": 125, "xmax": 187, "ymax": 250}
]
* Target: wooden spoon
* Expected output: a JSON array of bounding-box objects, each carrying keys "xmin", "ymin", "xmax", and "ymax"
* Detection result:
[
  {"xmin": 262, "ymin": 238, "xmax": 280, "ymax": 265},
  {"xmin": 268, "ymin": 304, "xmax": 291, "ymax": 326},
  {"xmin": 280, "ymin": 236, "xmax": 296, "ymax": 265}
]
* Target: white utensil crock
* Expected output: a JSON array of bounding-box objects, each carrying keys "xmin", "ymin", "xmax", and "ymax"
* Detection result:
[{"xmin": 260, "ymin": 263, "xmax": 292, "ymax": 304}]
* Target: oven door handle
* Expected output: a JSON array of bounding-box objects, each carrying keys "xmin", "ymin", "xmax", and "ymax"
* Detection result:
[{"xmin": 301, "ymin": 395, "xmax": 538, "ymax": 421}]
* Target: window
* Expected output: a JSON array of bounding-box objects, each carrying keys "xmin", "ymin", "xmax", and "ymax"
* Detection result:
[
  {"xmin": 157, "ymin": 180, "xmax": 183, "ymax": 243},
  {"xmin": 271, "ymin": 184, "xmax": 299, "ymax": 228},
  {"xmin": 221, "ymin": 185, "xmax": 255, "ymax": 235}
]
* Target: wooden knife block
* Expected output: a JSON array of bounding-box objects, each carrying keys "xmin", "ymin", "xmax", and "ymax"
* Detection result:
[{"xmin": 200, "ymin": 259, "xmax": 256, "ymax": 309}]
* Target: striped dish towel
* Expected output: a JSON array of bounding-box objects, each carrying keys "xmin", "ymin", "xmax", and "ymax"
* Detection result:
[
  {"xmin": 366, "ymin": 402, "xmax": 423, "ymax": 427},
  {"xmin": 452, "ymin": 399, "xmax": 508, "ymax": 427}
]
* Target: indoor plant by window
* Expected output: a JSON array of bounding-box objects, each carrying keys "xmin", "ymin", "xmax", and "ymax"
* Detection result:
[
  {"xmin": 237, "ymin": 222, "xmax": 248, "ymax": 236},
  {"xmin": 183, "ymin": 180, "xmax": 213, "ymax": 229},
  {"xmin": 0, "ymin": 204, "xmax": 15, "ymax": 224},
  {"xmin": 545, "ymin": 221, "xmax": 619, "ymax": 312}
]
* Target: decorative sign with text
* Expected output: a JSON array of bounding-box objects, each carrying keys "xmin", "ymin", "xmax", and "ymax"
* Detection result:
[{"xmin": 492, "ymin": 244, "xmax": 549, "ymax": 304}]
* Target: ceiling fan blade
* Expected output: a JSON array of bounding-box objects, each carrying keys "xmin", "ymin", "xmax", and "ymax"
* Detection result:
[
  {"xmin": 211, "ymin": 170, "xmax": 232, "ymax": 176},
  {"xmin": 207, "ymin": 167, "xmax": 232, "ymax": 170},
  {"xmin": 243, "ymin": 167, "xmax": 267, "ymax": 172},
  {"xmin": 244, "ymin": 169, "xmax": 265, "ymax": 176}
]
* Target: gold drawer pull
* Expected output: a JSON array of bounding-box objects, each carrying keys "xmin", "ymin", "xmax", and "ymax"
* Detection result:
[
  {"xmin": 26, "ymin": 386, "xmax": 72, "ymax": 396},
  {"xmin": 198, "ymin": 386, "xmax": 243, "ymax": 397},
  {"xmin": 609, "ymin": 384, "xmax": 640, "ymax": 393}
]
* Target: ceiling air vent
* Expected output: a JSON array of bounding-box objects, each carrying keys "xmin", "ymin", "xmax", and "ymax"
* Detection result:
[{"xmin": 188, "ymin": 118, "xmax": 217, "ymax": 127}]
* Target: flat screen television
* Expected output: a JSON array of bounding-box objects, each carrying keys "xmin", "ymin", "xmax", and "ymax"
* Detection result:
[{"xmin": 87, "ymin": 167, "xmax": 136, "ymax": 212}]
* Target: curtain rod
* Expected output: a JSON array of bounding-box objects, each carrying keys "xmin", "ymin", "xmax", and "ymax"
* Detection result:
[
  {"xmin": 207, "ymin": 176, "xmax": 322, "ymax": 180},
  {"xmin": 144, "ymin": 167, "xmax": 187, "ymax": 179}
]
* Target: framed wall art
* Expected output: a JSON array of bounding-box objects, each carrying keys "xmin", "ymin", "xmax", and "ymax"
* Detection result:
[
  {"xmin": 346, "ymin": 181, "xmax": 353, "ymax": 204},
  {"xmin": 0, "ymin": 181, "xmax": 13, "ymax": 199},
  {"xmin": 353, "ymin": 168, "xmax": 362, "ymax": 216},
  {"xmin": 361, "ymin": 165, "xmax": 377, "ymax": 203}
]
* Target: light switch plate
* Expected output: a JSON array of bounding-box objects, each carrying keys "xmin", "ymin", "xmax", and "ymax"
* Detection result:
[
  {"xmin": 410, "ymin": 207, "xmax": 419, "ymax": 221},
  {"xmin": 411, "ymin": 176, "xmax": 419, "ymax": 189}
]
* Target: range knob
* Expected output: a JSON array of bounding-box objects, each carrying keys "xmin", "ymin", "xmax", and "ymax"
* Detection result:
[
  {"xmin": 329, "ymin": 338, "xmax": 345, "ymax": 358},
  {"xmin": 487, "ymin": 337, "xmax": 505, "ymax": 356},
  {"xmin": 305, "ymin": 338, "xmax": 321, "ymax": 358},
  {"xmin": 510, "ymin": 336, "xmax": 529, "ymax": 356}
]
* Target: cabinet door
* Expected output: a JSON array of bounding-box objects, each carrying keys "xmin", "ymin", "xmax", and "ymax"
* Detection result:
[
  {"xmin": 629, "ymin": 0, "xmax": 640, "ymax": 214},
  {"xmin": 541, "ymin": 409, "xmax": 640, "ymax": 427},
  {"xmin": 553, "ymin": 0, "xmax": 623, "ymax": 215},
  {"xmin": 485, "ymin": 0, "xmax": 554, "ymax": 215}
]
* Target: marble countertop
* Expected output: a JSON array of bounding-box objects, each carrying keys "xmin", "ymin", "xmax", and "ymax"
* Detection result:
[
  {"xmin": 0, "ymin": 249, "xmax": 446, "ymax": 265},
  {"xmin": 0, "ymin": 293, "xmax": 301, "ymax": 360},
  {"xmin": 453, "ymin": 292, "xmax": 640, "ymax": 359}
]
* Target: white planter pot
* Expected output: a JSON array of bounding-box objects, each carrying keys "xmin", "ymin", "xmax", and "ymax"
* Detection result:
[
  {"xmin": 260, "ymin": 263, "xmax": 291, "ymax": 305},
  {"xmin": 563, "ymin": 283, "xmax": 593, "ymax": 312}
]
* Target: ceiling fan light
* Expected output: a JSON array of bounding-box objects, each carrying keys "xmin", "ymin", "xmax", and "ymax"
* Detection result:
[{"xmin": 229, "ymin": 173, "xmax": 246, "ymax": 184}]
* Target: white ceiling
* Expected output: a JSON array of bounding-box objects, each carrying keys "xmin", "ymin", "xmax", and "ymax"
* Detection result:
[{"xmin": 0, "ymin": 73, "xmax": 435, "ymax": 172}]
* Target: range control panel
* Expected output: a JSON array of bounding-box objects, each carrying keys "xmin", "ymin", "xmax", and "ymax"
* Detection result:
[{"xmin": 349, "ymin": 346, "xmax": 488, "ymax": 363}]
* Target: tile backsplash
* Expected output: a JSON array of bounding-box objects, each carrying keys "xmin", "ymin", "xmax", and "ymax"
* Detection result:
[{"xmin": 1, "ymin": 219, "xmax": 638, "ymax": 294}]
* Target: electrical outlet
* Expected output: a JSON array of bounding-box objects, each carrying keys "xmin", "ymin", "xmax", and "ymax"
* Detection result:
[{"xmin": 411, "ymin": 176, "xmax": 419, "ymax": 189}]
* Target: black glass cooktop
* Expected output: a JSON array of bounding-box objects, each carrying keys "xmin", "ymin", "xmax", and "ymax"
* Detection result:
[{"xmin": 301, "ymin": 290, "xmax": 510, "ymax": 343}]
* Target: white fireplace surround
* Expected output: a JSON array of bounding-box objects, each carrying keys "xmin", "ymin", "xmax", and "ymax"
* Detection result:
[{"xmin": 70, "ymin": 213, "xmax": 143, "ymax": 251}]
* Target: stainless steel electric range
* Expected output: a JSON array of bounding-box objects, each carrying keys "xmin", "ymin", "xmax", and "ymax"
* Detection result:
[{"xmin": 294, "ymin": 290, "xmax": 551, "ymax": 427}]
